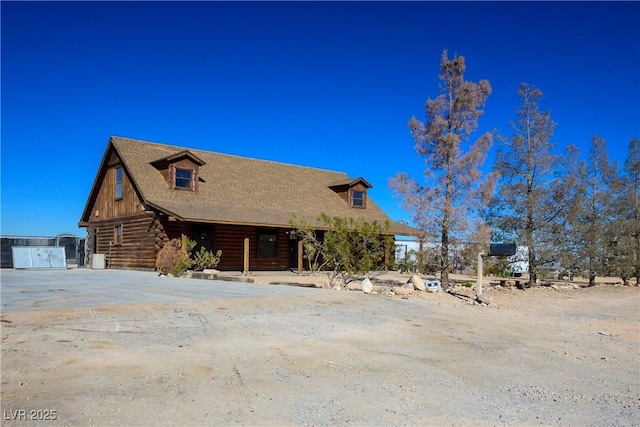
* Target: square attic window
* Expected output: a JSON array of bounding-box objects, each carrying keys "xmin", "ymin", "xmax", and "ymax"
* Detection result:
[
  {"xmin": 175, "ymin": 168, "xmax": 193, "ymax": 189},
  {"xmin": 351, "ymin": 190, "xmax": 365, "ymax": 208}
]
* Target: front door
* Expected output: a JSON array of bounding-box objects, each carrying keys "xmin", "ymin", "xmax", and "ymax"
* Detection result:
[
  {"xmin": 192, "ymin": 223, "xmax": 213, "ymax": 253},
  {"xmin": 289, "ymin": 236, "xmax": 299, "ymax": 271}
]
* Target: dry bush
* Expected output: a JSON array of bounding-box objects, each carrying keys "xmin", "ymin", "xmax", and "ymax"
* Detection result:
[{"xmin": 156, "ymin": 238, "xmax": 194, "ymax": 276}]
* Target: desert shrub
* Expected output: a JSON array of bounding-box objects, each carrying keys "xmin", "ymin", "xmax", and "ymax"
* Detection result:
[
  {"xmin": 289, "ymin": 213, "xmax": 394, "ymax": 282},
  {"xmin": 396, "ymin": 249, "xmax": 418, "ymax": 273},
  {"xmin": 192, "ymin": 247, "xmax": 222, "ymax": 271},
  {"xmin": 289, "ymin": 214, "xmax": 329, "ymax": 272},
  {"xmin": 171, "ymin": 256, "xmax": 193, "ymax": 277},
  {"xmin": 155, "ymin": 238, "xmax": 196, "ymax": 276},
  {"xmin": 487, "ymin": 258, "xmax": 510, "ymax": 277},
  {"xmin": 320, "ymin": 213, "xmax": 394, "ymax": 282},
  {"xmin": 537, "ymin": 268, "xmax": 554, "ymax": 281}
]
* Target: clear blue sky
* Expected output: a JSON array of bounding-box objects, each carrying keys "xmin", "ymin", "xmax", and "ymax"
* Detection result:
[{"xmin": 2, "ymin": 1, "xmax": 639, "ymax": 237}]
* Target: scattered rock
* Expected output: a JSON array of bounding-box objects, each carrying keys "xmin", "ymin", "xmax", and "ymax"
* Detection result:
[
  {"xmin": 361, "ymin": 278, "xmax": 373, "ymax": 294},
  {"xmin": 408, "ymin": 275, "xmax": 426, "ymax": 291},
  {"xmin": 476, "ymin": 294, "xmax": 493, "ymax": 305},
  {"xmin": 345, "ymin": 282, "xmax": 362, "ymax": 291},
  {"xmin": 392, "ymin": 286, "xmax": 413, "ymax": 296},
  {"xmin": 372, "ymin": 285, "xmax": 391, "ymax": 294}
]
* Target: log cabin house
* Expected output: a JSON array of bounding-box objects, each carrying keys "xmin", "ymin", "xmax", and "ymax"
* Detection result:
[{"xmin": 79, "ymin": 136, "xmax": 414, "ymax": 271}]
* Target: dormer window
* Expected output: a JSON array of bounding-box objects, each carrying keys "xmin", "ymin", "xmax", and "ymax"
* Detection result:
[
  {"xmin": 329, "ymin": 177, "xmax": 371, "ymax": 209},
  {"xmin": 151, "ymin": 150, "xmax": 205, "ymax": 192},
  {"xmin": 351, "ymin": 190, "xmax": 365, "ymax": 208},
  {"xmin": 175, "ymin": 168, "xmax": 193, "ymax": 189}
]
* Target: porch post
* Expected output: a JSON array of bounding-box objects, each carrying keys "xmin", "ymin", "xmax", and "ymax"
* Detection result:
[
  {"xmin": 297, "ymin": 240, "xmax": 303, "ymax": 274},
  {"xmin": 243, "ymin": 237, "xmax": 250, "ymax": 275}
]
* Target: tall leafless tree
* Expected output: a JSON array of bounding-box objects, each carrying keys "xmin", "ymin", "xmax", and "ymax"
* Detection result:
[{"xmin": 390, "ymin": 50, "xmax": 494, "ymax": 289}]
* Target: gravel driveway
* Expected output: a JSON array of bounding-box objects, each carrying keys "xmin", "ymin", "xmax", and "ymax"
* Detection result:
[
  {"xmin": 1, "ymin": 277, "xmax": 638, "ymax": 426},
  {"xmin": 0, "ymin": 269, "xmax": 320, "ymax": 312}
]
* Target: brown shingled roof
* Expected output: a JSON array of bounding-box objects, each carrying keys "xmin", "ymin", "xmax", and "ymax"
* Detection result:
[{"xmin": 99, "ymin": 136, "xmax": 415, "ymax": 235}]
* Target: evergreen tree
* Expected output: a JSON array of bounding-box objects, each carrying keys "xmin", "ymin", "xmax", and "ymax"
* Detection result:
[
  {"xmin": 610, "ymin": 137, "xmax": 640, "ymax": 285},
  {"xmin": 488, "ymin": 83, "xmax": 575, "ymax": 287},
  {"xmin": 566, "ymin": 136, "xmax": 618, "ymax": 286}
]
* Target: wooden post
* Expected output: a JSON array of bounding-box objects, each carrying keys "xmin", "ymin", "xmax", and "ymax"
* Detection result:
[
  {"xmin": 243, "ymin": 238, "xmax": 250, "ymax": 275},
  {"xmin": 384, "ymin": 245, "xmax": 389, "ymax": 272},
  {"xmin": 476, "ymin": 252, "xmax": 484, "ymax": 296},
  {"xmin": 297, "ymin": 240, "xmax": 303, "ymax": 274}
]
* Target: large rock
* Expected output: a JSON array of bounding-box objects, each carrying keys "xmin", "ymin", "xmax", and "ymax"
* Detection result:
[
  {"xmin": 392, "ymin": 286, "xmax": 413, "ymax": 296},
  {"xmin": 361, "ymin": 278, "xmax": 373, "ymax": 294},
  {"xmin": 408, "ymin": 274, "xmax": 426, "ymax": 291}
]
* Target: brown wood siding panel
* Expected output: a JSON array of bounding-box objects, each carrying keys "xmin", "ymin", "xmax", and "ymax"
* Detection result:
[
  {"xmin": 214, "ymin": 224, "xmax": 253, "ymax": 270},
  {"xmin": 90, "ymin": 214, "xmax": 156, "ymax": 269},
  {"xmin": 160, "ymin": 219, "xmax": 185, "ymax": 242},
  {"xmin": 88, "ymin": 158, "xmax": 145, "ymax": 222},
  {"xmin": 90, "ymin": 218, "xmax": 290, "ymax": 271},
  {"xmin": 213, "ymin": 224, "xmax": 289, "ymax": 271}
]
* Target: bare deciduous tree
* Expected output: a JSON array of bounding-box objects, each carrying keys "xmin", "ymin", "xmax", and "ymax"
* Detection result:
[{"xmin": 390, "ymin": 50, "xmax": 494, "ymax": 289}]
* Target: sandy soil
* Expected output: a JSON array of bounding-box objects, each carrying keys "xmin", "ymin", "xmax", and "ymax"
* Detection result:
[{"xmin": 1, "ymin": 277, "xmax": 638, "ymax": 426}]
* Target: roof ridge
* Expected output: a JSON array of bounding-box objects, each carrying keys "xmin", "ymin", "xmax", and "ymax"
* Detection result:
[{"xmin": 110, "ymin": 135, "xmax": 348, "ymax": 175}]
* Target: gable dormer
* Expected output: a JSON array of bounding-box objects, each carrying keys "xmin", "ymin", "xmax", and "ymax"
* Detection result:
[
  {"xmin": 150, "ymin": 150, "xmax": 206, "ymax": 191},
  {"xmin": 328, "ymin": 177, "xmax": 372, "ymax": 209}
]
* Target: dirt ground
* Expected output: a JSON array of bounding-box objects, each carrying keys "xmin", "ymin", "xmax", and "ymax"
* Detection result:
[{"xmin": 1, "ymin": 273, "xmax": 639, "ymax": 426}]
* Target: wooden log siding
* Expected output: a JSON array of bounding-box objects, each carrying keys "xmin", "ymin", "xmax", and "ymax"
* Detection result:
[
  {"xmin": 214, "ymin": 224, "xmax": 289, "ymax": 271},
  {"xmin": 88, "ymin": 213, "xmax": 157, "ymax": 270}
]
